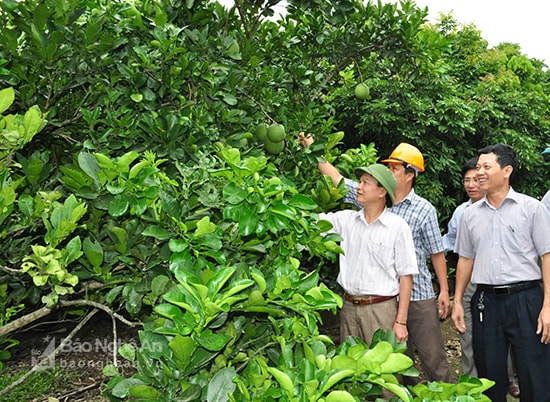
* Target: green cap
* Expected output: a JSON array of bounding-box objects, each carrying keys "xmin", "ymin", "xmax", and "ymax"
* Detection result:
[{"xmin": 354, "ymin": 163, "xmax": 397, "ymax": 207}]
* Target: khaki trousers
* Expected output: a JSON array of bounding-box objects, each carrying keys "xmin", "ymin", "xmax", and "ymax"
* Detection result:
[{"xmin": 339, "ymin": 297, "xmax": 397, "ymax": 345}]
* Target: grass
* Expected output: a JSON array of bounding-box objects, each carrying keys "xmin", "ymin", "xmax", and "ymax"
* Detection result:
[{"xmin": 0, "ymin": 366, "xmax": 74, "ymax": 402}]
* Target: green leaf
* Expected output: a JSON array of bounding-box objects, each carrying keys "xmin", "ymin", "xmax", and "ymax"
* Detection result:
[
  {"xmin": 207, "ymin": 367, "xmax": 237, "ymax": 402},
  {"xmin": 195, "ymin": 216, "xmax": 216, "ymax": 236},
  {"xmin": 222, "ymin": 182, "xmax": 248, "ymax": 204},
  {"xmin": 0, "ymin": 87, "xmax": 14, "ymax": 114},
  {"xmin": 222, "ymin": 93, "xmax": 238, "ymax": 105},
  {"xmin": 267, "ymin": 367, "xmax": 295, "ymax": 398},
  {"xmin": 168, "ymin": 334, "xmax": 197, "ymax": 361},
  {"xmin": 111, "ymin": 378, "xmax": 145, "ymax": 399},
  {"xmin": 238, "ymin": 206, "xmax": 258, "ymax": 236},
  {"xmin": 206, "ymin": 266, "xmax": 236, "ymax": 298},
  {"xmin": 142, "ymin": 225, "xmax": 171, "ymax": 240},
  {"xmin": 325, "ymin": 390, "xmax": 356, "ymax": 402},
  {"xmin": 195, "ymin": 329, "xmax": 230, "ymax": 351},
  {"xmin": 108, "ymin": 196, "xmax": 129, "ymax": 217},
  {"xmin": 83, "ymin": 237, "xmax": 103, "ymax": 268},
  {"xmin": 151, "ymin": 275, "xmax": 170, "ymax": 298},
  {"xmin": 288, "ymin": 194, "xmax": 317, "ymax": 210},
  {"xmin": 318, "ymin": 369, "xmax": 355, "ymax": 394},
  {"xmin": 128, "ymin": 384, "xmax": 161, "ymax": 399},
  {"xmin": 270, "ymin": 201, "xmax": 296, "ymax": 220},
  {"xmin": 78, "ymin": 152, "xmax": 101, "ymax": 185},
  {"xmin": 18, "ymin": 194, "xmax": 34, "ymax": 217},
  {"xmin": 62, "ymin": 236, "xmax": 83, "ymax": 266},
  {"xmin": 118, "ymin": 343, "xmax": 136, "ymax": 361}
]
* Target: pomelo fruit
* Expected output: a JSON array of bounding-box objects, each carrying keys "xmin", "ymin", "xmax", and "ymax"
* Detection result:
[
  {"xmin": 354, "ymin": 82, "xmax": 370, "ymax": 100},
  {"xmin": 264, "ymin": 138, "xmax": 285, "ymax": 155},
  {"xmin": 267, "ymin": 123, "xmax": 286, "ymax": 142},
  {"xmin": 255, "ymin": 123, "xmax": 268, "ymax": 142}
]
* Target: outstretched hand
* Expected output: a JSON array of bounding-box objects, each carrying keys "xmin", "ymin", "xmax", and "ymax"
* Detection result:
[{"xmin": 298, "ymin": 132, "xmax": 313, "ymax": 148}]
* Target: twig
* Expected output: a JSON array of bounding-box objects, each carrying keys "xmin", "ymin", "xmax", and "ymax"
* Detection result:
[
  {"xmin": 0, "ymin": 299, "xmax": 142, "ymax": 338},
  {"xmin": 0, "ymin": 264, "xmax": 21, "ymax": 274},
  {"xmin": 111, "ymin": 311, "xmax": 118, "ymax": 367},
  {"xmin": 59, "ymin": 300, "xmax": 141, "ymax": 329},
  {"xmin": 54, "ymin": 379, "xmax": 99, "ymax": 402},
  {"xmin": 0, "ymin": 309, "xmax": 99, "ymax": 398}
]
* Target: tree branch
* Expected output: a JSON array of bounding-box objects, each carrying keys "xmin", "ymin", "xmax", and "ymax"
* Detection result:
[{"xmin": 0, "ymin": 299, "xmax": 142, "ymax": 338}]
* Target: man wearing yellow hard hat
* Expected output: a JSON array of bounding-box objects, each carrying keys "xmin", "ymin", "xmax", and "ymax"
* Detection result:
[{"xmin": 299, "ymin": 136, "xmax": 452, "ymax": 384}]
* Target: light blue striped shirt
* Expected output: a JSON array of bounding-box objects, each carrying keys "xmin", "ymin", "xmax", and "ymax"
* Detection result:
[
  {"xmin": 344, "ymin": 178, "xmax": 444, "ymax": 301},
  {"xmin": 455, "ymin": 187, "xmax": 550, "ymax": 285}
]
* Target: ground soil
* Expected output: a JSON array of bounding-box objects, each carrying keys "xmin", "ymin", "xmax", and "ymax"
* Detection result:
[{"xmin": 2, "ymin": 307, "xmax": 514, "ymax": 401}]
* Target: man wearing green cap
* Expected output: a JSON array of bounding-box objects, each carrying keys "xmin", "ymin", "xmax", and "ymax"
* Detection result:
[{"xmin": 317, "ymin": 163, "xmax": 418, "ymax": 343}]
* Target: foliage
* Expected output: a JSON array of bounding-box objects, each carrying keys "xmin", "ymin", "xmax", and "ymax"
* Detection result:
[
  {"xmin": 0, "ymin": 0, "xmax": 545, "ymax": 400},
  {"xmin": 411, "ymin": 374, "xmax": 495, "ymax": 402},
  {"xmin": 107, "ymin": 328, "xmax": 417, "ymax": 401}
]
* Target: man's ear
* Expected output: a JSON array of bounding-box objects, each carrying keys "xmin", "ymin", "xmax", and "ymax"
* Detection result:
[{"xmin": 503, "ymin": 164, "xmax": 513, "ymax": 179}]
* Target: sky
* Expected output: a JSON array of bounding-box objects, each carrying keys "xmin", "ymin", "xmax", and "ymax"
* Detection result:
[
  {"xmin": 413, "ymin": 0, "xmax": 549, "ymax": 64},
  {"xmin": 216, "ymin": 0, "xmax": 549, "ymax": 65}
]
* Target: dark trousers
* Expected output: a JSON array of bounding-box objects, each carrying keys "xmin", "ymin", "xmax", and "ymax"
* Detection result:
[{"xmin": 471, "ymin": 285, "xmax": 550, "ymax": 402}]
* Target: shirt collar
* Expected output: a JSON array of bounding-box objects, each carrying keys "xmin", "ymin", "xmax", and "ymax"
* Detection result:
[
  {"xmin": 480, "ymin": 186, "xmax": 519, "ymax": 208},
  {"xmin": 356, "ymin": 207, "xmax": 391, "ymax": 226},
  {"xmin": 394, "ymin": 188, "xmax": 415, "ymax": 206}
]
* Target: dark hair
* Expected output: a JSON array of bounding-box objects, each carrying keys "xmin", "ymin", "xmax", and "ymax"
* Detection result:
[
  {"xmin": 461, "ymin": 157, "xmax": 478, "ymax": 178},
  {"xmin": 477, "ymin": 143, "xmax": 518, "ymax": 178}
]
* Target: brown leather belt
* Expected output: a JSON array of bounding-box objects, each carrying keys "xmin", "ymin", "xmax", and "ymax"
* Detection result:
[{"xmin": 343, "ymin": 293, "xmax": 396, "ymax": 305}]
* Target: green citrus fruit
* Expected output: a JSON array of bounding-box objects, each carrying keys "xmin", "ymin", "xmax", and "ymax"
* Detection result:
[
  {"xmin": 255, "ymin": 123, "xmax": 268, "ymax": 142},
  {"xmin": 354, "ymin": 82, "xmax": 370, "ymax": 100},
  {"xmin": 267, "ymin": 123, "xmax": 286, "ymax": 142},
  {"xmin": 264, "ymin": 138, "xmax": 285, "ymax": 155}
]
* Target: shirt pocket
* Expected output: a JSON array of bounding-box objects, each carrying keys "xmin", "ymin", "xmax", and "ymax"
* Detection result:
[
  {"xmin": 368, "ymin": 242, "xmax": 393, "ymax": 271},
  {"xmin": 502, "ymin": 223, "xmax": 532, "ymax": 254}
]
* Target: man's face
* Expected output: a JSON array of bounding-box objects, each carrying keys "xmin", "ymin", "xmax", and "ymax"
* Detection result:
[
  {"xmin": 476, "ymin": 153, "xmax": 511, "ymax": 192},
  {"xmin": 387, "ymin": 162, "xmax": 412, "ymax": 189},
  {"xmin": 462, "ymin": 168, "xmax": 484, "ymax": 202},
  {"xmin": 357, "ymin": 173, "xmax": 385, "ymax": 206}
]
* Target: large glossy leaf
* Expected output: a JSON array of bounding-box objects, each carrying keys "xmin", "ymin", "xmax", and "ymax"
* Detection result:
[
  {"xmin": 207, "ymin": 367, "xmax": 237, "ymax": 402},
  {"xmin": 237, "ymin": 206, "xmax": 259, "ymax": 236},
  {"xmin": 222, "ymin": 182, "xmax": 248, "ymax": 205}
]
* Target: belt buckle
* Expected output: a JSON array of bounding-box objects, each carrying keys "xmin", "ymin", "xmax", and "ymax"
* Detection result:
[
  {"xmin": 493, "ymin": 286, "xmax": 510, "ymax": 295},
  {"xmin": 352, "ymin": 298, "xmax": 361, "ymax": 305}
]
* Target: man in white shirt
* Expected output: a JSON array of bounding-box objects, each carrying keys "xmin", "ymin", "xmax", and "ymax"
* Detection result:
[
  {"xmin": 452, "ymin": 144, "xmax": 550, "ymax": 402},
  {"xmin": 318, "ymin": 163, "xmax": 418, "ymax": 344}
]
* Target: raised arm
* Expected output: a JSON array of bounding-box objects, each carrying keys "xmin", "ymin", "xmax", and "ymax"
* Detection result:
[{"xmin": 298, "ymin": 132, "xmax": 343, "ymax": 186}]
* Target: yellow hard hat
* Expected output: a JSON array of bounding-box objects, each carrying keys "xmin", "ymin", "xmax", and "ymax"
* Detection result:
[{"xmin": 381, "ymin": 143, "xmax": 425, "ymax": 173}]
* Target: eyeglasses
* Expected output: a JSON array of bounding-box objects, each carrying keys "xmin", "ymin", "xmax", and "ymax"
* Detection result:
[{"xmin": 462, "ymin": 178, "xmax": 479, "ymax": 184}]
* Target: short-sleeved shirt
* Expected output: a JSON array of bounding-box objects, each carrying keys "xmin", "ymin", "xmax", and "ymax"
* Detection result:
[
  {"xmin": 442, "ymin": 200, "xmax": 472, "ymax": 252},
  {"xmin": 319, "ymin": 208, "xmax": 418, "ymax": 296},
  {"xmin": 455, "ymin": 187, "xmax": 550, "ymax": 285},
  {"xmin": 344, "ymin": 178, "xmax": 444, "ymax": 301},
  {"xmin": 542, "ymin": 189, "xmax": 550, "ymax": 211}
]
